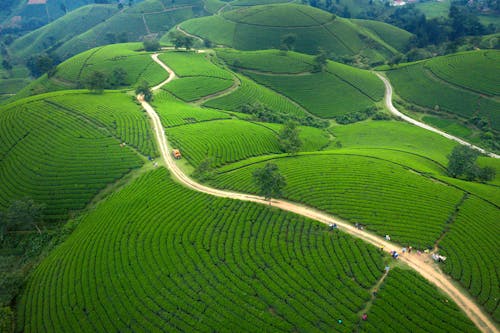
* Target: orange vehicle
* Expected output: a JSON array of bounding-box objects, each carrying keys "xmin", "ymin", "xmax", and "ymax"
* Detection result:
[{"xmin": 172, "ymin": 149, "xmax": 182, "ymax": 159}]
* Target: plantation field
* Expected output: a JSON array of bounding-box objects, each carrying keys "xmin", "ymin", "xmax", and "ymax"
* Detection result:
[
  {"xmin": 166, "ymin": 119, "xmax": 281, "ymax": 167},
  {"xmin": 424, "ymin": 51, "xmax": 500, "ymax": 96},
  {"xmin": 55, "ymin": 43, "xmax": 167, "ymax": 87},
  {"xmin": 361, "ymin": 268, "xmax": 479, "ymax": 332},
  {"xmin": 10, "ymin": 5, "xmax": 119, "ymax": 60},
  {"xmin": 45, "ymin": 92, "xmax": 158, "ymax": 157},
  {"xmin": 439, "ymin": 197, "xmax": 500, "ymax": 320},
  {"xmin": 245, "ymin": 71, "xmax": 381, "ymax": 118},
  {"xmin": 179, "ymin": 4, "xmax": 411, "ymax": 64},
  {"xmin": 330, "ymin": 120, "xmax": 457, "ymax": 165},
  {"xmin": 154, "ymin": 92, "xmax": 232, "ymax": 127},
  {"xmin": 253, "ymin": 122, "xmax": 331, "ymax": 152},
  {"xmin": 50, "ymin": 0, "xmax": 205, "ymax": 61},
  {"xmin": 162, "ymin": 76, "xmax": 234, "ymax": 102},
  {"xmin": 0, "ymin": 94, "xmax": 143, "ymax": 221},
  {"xmin": 385, "ymin": 55, "xmax": 500, "ymax": 131},
  {"xmin": 217, "ymin": 49, "xmax": 314, "ymax": 74},
  {"xmin": 158, "ymin": 52, "xmax": 233, "ymax": 80},
  {"xmin": 17, "ymin": 168, "xmax": 478, "ymax": 332},
  {"xmin": 203, "ymin": 73, "xmax": 308, "ymax": 119},
  {"xmin": 211, "ymin": 154, "xmax": 464, "ymax": 248}
]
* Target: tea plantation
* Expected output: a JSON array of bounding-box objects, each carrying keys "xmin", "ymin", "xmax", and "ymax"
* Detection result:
[
  {"xmin": 17, "ymin": 168, "xmax": 479, "ymax": 332},
  {"xmin": 385, "ymin": 50, "xmax": 500, "ymax": 131},
  {"xmin": 210, "ymin": 154, "xmax": 465, "ymax": 248},
  {"xmin": 179, "ymin": 3, "xmax": 412, "ymax": 64},
  {"xmin": 0, "ymin": 92, "xmax": 145, "ymax": 221}
]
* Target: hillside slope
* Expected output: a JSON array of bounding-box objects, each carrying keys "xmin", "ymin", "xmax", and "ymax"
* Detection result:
[{"xmin": 177, "ymin": 3, "xmax": 413, "ymax": 65}]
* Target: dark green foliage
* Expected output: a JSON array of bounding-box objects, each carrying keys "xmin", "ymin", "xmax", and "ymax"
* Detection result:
[
  {"xmin": 278, "ymin": 121, "xmax": 302, "ymax": 155},
  {"xmin": 253, "ymin": 163, "xmax": 286, "ymax": 200},
  {"xmin": 135, "ymin": 81, "xmax": 152, "ymax": 102},
  {"xmin": 0, "ymin": 306, "xmax": 13, "ymax": 332},
  {"xmin": 312, "ymin": 48, "xmax": 328, "ymax": 72},
  {"xmin": 238, "ymin": 102, "xmax": 329, "ymax": 128},
  {"xmin": 86, "ymin": 71, "xmax": 107, "ymax": 94},
  {"xmin": 192, "ymin": 157, "xmax": 215, "ymax": 181},
  {"xmin": 335, "ymin": 106, "xmax": 378, "ymax": 124},
  {"xmin": 143, "ymin": 39, "xmax": 160, "ymax": 52},
  {"xmin": 26, "ymin": 53, "xmax": 57, "ymax": 78},
  {"xmin": 281, "ymin": 33, "xmax": 297, "ymax": 51},
  {"xmin": 6, "ymin": 198, "xmax": 45, "ymax": 233}
]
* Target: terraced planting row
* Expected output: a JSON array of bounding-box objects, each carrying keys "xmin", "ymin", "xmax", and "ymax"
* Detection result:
[
  {"xmin": 158, "ymin": 52, "xmax": 234, "ymax": 102},
  {"xmin": 217, "ymin": 49, "xmax": 315, "ymax": 74},
  {"xmin": 211, "ymin": 154, "xmax": 464, "ymax": 247},
  {"xmin": 385, "ymin": 63, "xmax": 500, "ymax": 131},
  {"xmin": 0, "ymin": 99, "xmax": 142, "ymax": 220},
  {"xmin": 166, "ymin": 119, "xmax": 281, "ymax": 167},
  {"xmin": 55, "ymin": 43, "xmax": 167, "ymax": 88},
  {"xmin": 162, "ymin": 77, "xmax": 234, "ymax": 102},
  {"xmin": 361, "ymin": 268, "xmax": 479, "ymax": 332},
  {"xmin": 154, "ymin": 92, "xmax": 231, "ymax": 128},
  {"xmin": 203, "ymin": 74, "xmax": 307, "ymax": 119},
  {"xmin": 438, "ymin": 197, "xmax": 500, "ymax": 320},
  {"xmin": 424, "ymin": 50, "xmax": 500, "ymax": 96},
  {"xmin": 17, "ymin": 168, "xmax": 477, "ymax": 332},
  {"xmin": 158, "ymin": 52, "xmax": 233, "ymax": 80},
  {"xmin": 245, "ymin": 71, "xmax": 380, "ymax": 118},
  {"xmin": 46, "ymin": 92, "xmax": 157, "ymax": 157}
]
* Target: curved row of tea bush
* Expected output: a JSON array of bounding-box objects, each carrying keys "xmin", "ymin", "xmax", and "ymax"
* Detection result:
[
  {"xmin": 211, "ymin": 154, "xmax": 464, "ymax": 247},
  {"xmin": 0, "ymin": 97, "xmax": 142, "ymax": 220},
  {"xmin": 17, "ymin": 168, "xmax": 478, "ymax": 332}
]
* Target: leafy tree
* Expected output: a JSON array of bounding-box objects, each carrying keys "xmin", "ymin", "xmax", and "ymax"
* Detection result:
[
  {"xmin": 143, "ymin": 39, "xmax": 160, "ymax": 52},
  {"xmin": 279, "ymin": 121, "xmax": 302, "ymax": 155},
  {"xmin": 6, "ymin": 198, "xmax": 45, "ymax": 233},
  {"xmin": 135, "ymin": 81, "xmax": 153, "ymax": 102},
  {"xmin": 312, "ymin": 48, "xmax": 328, "ymax": 72},
  {"xmin": 193, "ymin": 158, "xmax": 215, "ymax": 181},
  {"xmin": 447, "ymin": 145, "xmax": 479, "ymax": 178},
  {"xmin": 86, "ymin": 71, "xmax": 108, "ymax": 94},
  {"xmin": 26, "ymin": 53, "xmax": 57, "ymax": 78},
  {"xmin": 111, "ymin": 67, "xmax": 127, "ymax": 86},
  {"xmin": 281, "ymin": 33, "xmax": 297, "ymax": 51},
  {"xmin": 252, "ymin": 163, "xmax": 287, "ymax": 201}
]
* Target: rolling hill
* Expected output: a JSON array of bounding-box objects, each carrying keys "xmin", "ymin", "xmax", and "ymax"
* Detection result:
[
  {"xmin": 383, "ymin": 50, "xmax": 500, "ymax": 150},
  {"xmin": 176, "ymin": 3, "xmax": 413, "ymax": 65}
]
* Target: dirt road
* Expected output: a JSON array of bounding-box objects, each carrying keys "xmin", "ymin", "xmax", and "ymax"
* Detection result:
[
  {"xmin": 376, "ymin": 73, "xmax": 499, "ymax": 159},
  {"xmin": 139, "ymin": 54, "xmax": 498, "ymax": 333}
]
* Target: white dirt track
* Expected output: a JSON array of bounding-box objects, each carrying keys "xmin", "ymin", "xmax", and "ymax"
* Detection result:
[{"xmin": 137, "ymin": 53, "xmax": 498, "ymax": 333}]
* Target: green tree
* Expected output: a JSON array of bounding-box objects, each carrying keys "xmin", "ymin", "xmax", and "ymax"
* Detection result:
[
  {"xmin": 86, "ymin": 71, "xmax": 108, "ymax": 94},
  {"xmin": 111, "ymin": 67, "xmax": 127, "ymax": 86},
  {"xmin": 135, "ymin": 81, "xmax": 153, "ymax": 102},
  {"xmin": 252, "ymin": 163, "xmax": 287, "ymax": 201},
  {"xmin": 6, "ymin": 198, "xmax": 45, "ymax": 233},
  {"xmin": 143, "ymin": 39, "xmax": 160, "ymax": 52},
  {"xmin": 281, "ymin": 33, "xmax": 297, "ymax": 51},
  {"xmin": 279, "ymin": 121, "xmax": 302, "ymax": 155},
  {"xmin": 312, "ymin": 48, "xmax": 328, "ymax": 72},
  {"xmin": 193, "ymin": 157, "xmax": 215, "ymax": 181},
  {"xmin": 447, "ymin": 145, "xmax": 478, "ymax": 178}
]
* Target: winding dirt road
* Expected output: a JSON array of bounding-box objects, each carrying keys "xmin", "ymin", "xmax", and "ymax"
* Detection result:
[
  {"xmin": 138, "ymin": 53, "xmax": 498, "ymax": 333},
  {"xmin": 376, "ymin": 73, "xmax": 499, "ymax": 159}
]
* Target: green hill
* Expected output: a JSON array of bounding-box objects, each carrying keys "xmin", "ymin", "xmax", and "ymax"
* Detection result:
[
  {"xmin": 16, "ymin": 167, "xmax": 479, "ymax": 332},
  {"xmin": 384, "ymin": 50, "xmax": 500, "ymax": 150},
  {"xmin": 177, "ymin": 3, "xmax": 413, "ymax": 65},
  {"xmin": 9, "ymin": 4, "xmax": 119, "ymax": 60},
  {"xmin": 11, "ymin": 43, "xmax": 168, "ymax": 100}
]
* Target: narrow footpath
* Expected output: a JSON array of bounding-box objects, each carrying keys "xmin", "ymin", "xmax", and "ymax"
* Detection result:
[
  {"xmin": 137, "ymin": 53, "xmax": 498, "ymax": 333},
  {"xmin": 376, "ymin": 73, "xmax": 499, "ymax": 159}
]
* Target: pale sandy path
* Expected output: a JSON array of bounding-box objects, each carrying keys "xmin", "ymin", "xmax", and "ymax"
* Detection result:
[
  {"xmin": 139, "ymin": 54, "xmax": 498, "ymax": 333},
  {"xmin": 376, "ymin": 73, "xmax": 499, "ymax": 159}
]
